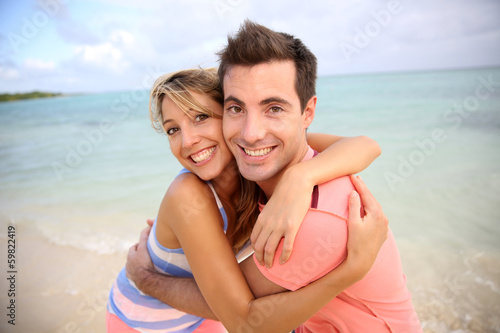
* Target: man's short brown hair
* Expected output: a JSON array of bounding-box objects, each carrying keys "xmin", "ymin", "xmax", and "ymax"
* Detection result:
[{"xmin": 217, "ymin": 20, "xmax": 317, "ymax": 112}]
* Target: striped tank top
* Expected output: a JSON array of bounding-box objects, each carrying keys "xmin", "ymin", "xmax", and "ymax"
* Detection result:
[{"xmin": 107, "ymin": 169, "xmax": 253, "ymax": 332}]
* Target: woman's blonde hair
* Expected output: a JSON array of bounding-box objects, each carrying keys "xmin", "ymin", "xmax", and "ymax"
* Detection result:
[
  {"xmin": 149, "ymin": 67, "xmax": 223, "ymax": 133},
  {"xmin": 148, "ymin": 67, "xmax": 260, "ymax": 254}
]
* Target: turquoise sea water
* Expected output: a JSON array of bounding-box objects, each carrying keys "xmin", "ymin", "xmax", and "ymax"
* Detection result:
[{"xmin": 1, "ymin": 67, "xmax": 499, "ymax": 332}]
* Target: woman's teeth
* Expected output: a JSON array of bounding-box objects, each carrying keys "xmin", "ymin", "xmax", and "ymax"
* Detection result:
[{"xmin": 191, "ymin": 147, "xmax": 215, "ymax": 163}]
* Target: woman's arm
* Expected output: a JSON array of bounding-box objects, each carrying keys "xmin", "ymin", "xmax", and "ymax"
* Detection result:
[
  {"xmin": 252, "ymin": 134, "xmax": 381, "ymax": 267},
  {"xmin": 128, "ymin": 174, "xmax": 387, "ymax": 333},
  {"xmin": 126, "ymin": 225, "xmax": 218, "ymax": 320},
  {"xmin": 306, "ymin": 133, "xmax": 381, "ymax": 184}
]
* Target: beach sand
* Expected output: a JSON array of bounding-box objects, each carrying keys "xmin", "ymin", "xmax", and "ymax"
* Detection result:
[
  {"xmin": 0, "ymin": 221, "xmax": 126, "ymax": 333},
  {"xmin": 1, "ymin": 220, "xmax": 499, "ymax": 333}
]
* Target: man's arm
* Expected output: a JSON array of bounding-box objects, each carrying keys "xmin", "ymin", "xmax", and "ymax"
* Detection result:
[{"xmin": 126, "ymin": 225, "xmax": 284, "ymax": 319}]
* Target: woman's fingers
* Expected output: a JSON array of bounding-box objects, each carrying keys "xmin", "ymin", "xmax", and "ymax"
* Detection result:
[
  {"xmin": 251, "ymin": 217, "xmax": 270, "ymax": 266},
  {"xmin": 351, "ymin": 175, "xmax": 389, "ymax": 233},
  {"xmin": 350, "ymin": 175, "xmax": 381, "ymax": 215},
  {"xmin": 348, "ymin": 190, "xmax": 362, "ymax": 223},
  {"xmin": 279, "ymin": 227, "xmax": 298, "ymax": 265},
  {"xmin": 263, "ymin": 231, "xmax": 284, "ymax": 268}
]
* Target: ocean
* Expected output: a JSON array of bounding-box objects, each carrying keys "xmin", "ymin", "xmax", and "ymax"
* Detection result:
[{"xmin": 1, "ymin": 67, "xmax": 499, "ymax": 332}]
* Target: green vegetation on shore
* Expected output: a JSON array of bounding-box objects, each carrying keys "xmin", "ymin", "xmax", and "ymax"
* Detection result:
[{"xmin": 0, "ymin": 91, "xmax": 62, "ymax": 102}]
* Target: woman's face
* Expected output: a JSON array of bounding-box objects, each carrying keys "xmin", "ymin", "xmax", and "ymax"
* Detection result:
[{"xmin": 161, "ymin": 91, "xmax": 234, "ymax": 181}]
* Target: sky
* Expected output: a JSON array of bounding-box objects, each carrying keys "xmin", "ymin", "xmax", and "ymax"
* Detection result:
[{"xmin": 0, "ymin": 0, "xmax": 499, "ymax": 94}]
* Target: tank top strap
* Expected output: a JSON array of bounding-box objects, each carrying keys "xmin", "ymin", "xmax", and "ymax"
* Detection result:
[
  {"xmin": 206, "ymin": 181, "xmax": 229, "ymax": 232},
  {"xmin": 176, "ymin": 169, "xmax": 228, "ymax": 232},
  {"xmin": 206, "ymin": 181, "xmax": 223, "ymax": 209}
]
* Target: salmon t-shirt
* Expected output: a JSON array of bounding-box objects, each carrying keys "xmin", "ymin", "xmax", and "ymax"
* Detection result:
[{"xmin": 254, "ymin": 147, "xmax": 422, "ymax": 333}]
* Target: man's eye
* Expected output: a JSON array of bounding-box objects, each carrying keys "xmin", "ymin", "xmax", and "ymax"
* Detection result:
[
  {"xmin": 166, "ymin": 127, "xmax": 179, "ymax": 135},
  {"xmin": 228, "ymin": 106, "xmax": 243, "ymax": 113},
  {"xmin": 269, "ymin": 106, "xmax": 283, "ymax": 113}
]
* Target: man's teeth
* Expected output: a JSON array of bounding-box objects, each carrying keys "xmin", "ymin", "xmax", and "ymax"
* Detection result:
[
  {"xmin": 244, "ymin": 147, "xmax": 272, "ymax": 157},
  {"xmin": 191, "ymin": 147, "xmax": 215, "ymax": 163}
]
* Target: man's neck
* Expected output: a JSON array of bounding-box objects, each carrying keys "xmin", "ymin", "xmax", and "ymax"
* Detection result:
[{"xmin": 257, "ymin": 141, "xmax": 310, "ymax": 200}]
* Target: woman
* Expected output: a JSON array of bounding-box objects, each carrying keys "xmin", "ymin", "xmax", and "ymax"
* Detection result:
[{"xmin": 107, "ymin": 68, "xmax": 386, "ymax": 332}]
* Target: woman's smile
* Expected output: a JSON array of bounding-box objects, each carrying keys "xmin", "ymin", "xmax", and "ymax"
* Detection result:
[{"xmin": 190, "ymin": 146, "xmax": 216, "ymax": 164}]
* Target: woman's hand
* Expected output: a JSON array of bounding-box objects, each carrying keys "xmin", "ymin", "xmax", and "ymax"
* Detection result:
[
  {"xmin": 251, "ymin": 166, "xmax": 313, "ymax": 268},
  {"xmin": 345, "ymin": 175, "xmax": 389, "ymax": 279}
]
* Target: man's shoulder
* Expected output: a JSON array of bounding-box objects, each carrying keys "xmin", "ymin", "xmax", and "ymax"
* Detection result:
[
  {"xmin": 255, "ymin": 206, "xmax": 349, "ymax": 290},
  {"xmin": 314, "ymin": 175, "xmax": 355, "ymax": 220},
  {"xmin": 254, "ymin": 176, "xmax": 354, "ymax": 291}
]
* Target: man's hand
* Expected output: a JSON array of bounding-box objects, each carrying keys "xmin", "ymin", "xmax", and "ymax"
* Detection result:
[
  {"xmin": 126, "ymin": 222, "xmax": 154, "ymax": 291},
  {"xmin": 123, "ymin": 220, "xmax": 218, "ymax": 319}
]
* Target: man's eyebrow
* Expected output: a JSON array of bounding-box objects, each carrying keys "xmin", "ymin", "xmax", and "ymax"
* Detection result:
[
  {"xmin": 260, "ymin": 97, "xmax": 292, "ymax": 106},
  {"xmin": 223, "ymin": 95, "xmax": 245, "ymax": 106},
  {"xmin": 224, "ymin": 96, "xmax": 292, "ymax": 107}
]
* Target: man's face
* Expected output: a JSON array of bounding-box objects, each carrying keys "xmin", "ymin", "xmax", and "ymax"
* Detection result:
[{"xmin": 222, "ymin": 60, "xmax": 315, "ymax": 189}]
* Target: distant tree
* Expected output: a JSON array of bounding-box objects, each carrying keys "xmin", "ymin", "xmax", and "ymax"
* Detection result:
[{"xmin": 0, "ymin": 91, "xmax": 62, "ymax": 102}]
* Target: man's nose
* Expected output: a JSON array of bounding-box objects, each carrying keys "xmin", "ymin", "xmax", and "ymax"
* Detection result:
[{"xmin": 241, "ymin": 110, "xmax": 266, "ymax": 144}]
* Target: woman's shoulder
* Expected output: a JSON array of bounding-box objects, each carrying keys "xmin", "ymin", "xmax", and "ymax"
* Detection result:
[
  {"xmin": 167, "ymin": 172, "xmax": 210, "ymax": 196},
  {"xmin": 158, "ymin": 171, "xmax": 224, "ymax": 235},
  {"xmin": 162, "ymin": 172, "xmax": 217, "ymax": 211},
  {"xmin": 155, "ymin": 172, "xmax": 213, "ymax": 247}
]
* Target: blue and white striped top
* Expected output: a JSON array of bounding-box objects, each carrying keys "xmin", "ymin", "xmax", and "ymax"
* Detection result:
[{"xmin": 107, "ymin": 169, "xmax": 252, "ymax": 332}]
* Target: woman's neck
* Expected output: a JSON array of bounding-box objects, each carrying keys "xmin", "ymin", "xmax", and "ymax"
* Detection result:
[{"xmin": 210, "ymin": 159, "xmax": 240, "ymax": 206}]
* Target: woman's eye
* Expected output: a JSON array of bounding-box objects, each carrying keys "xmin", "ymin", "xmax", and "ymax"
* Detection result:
[
  {"xmin": 195, "ymin": 114, "xmax": 209, "ymax": 122},
  {"xmin": 166, "ymin": 127, "xmax": 179, "ymax": 136}
]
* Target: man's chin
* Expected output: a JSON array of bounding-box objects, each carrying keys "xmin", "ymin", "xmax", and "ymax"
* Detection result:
[{"xmin": 237, "ymin": 165, "xmax": 272, "ymax": 183}]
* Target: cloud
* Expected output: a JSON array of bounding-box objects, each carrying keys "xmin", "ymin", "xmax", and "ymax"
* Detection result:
[
  {"xmin": 73, "ymin": 42, "xmax": 129, "ymax": 71},
  {"xmin": 25, "ymin": 58, "xmax": 55, "ymax": 71},
  {"xmin": 0, "ymin": 66, "xmax": 20, "ymax": 80},
  {"xmin": 56, "ymin": 19, "xmax": 101, "ymax": 45},
  {"xmin": 1, "ymin": 0, "xmax": 499, "ymax": 93},
  {"xmin": 35, "ymin": 0, "xmax": 101, "ymax": 45},
  {"xmin": 109, "ymin": 30, "xmax": 134, "ymax": 46}
]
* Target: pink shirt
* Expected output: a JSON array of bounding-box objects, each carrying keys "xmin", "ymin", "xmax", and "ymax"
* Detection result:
[{"xmin": 254, "ymin": 147, "xmax": 422, "ymax": 333}]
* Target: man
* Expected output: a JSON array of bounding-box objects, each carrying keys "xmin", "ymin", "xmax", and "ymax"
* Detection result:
[{"xmin": 128, "ymin": 21, "xmax": 422, "ymax": 332}]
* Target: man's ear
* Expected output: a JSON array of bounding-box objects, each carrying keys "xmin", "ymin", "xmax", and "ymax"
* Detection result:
[{"xmin": 302, "ymin": 96, "xmax": 316, "ymax": 129}]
